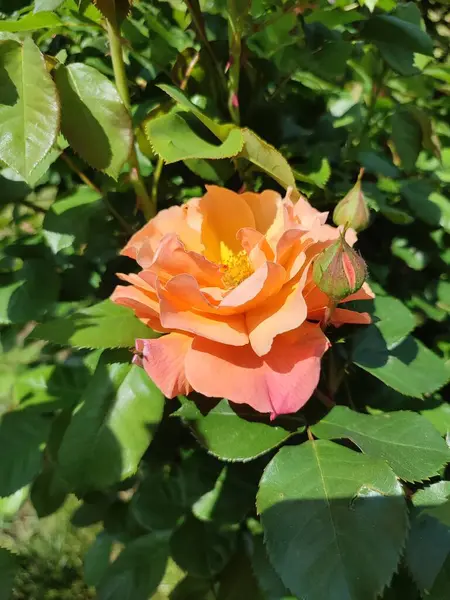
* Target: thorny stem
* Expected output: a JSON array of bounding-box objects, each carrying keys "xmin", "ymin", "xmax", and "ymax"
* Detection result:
[
  {"xmin": 184, "ymin": 0, "xmax": 228, "ymax": 95},
  {"xmin": 61, "ymin": 152, "xmax": 133, "ymax": 236},
  {"xmin": 106, "ymin": 19, "xmax": 155, "ymax": 221},
  {"xmin": 151, "ymin": 156, "xmax": 164, "ymax": 208}
]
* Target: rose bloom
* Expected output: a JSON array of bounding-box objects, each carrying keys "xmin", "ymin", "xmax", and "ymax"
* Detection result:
[{"xmin": 111, "ymin": 186, "xmax": 373, "ymax": 419}]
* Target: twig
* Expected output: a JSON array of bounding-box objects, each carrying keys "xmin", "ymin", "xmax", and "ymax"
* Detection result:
[
  {"xmin": 179, "ymin": 50, "xmax": 200, "ymax": 91},
  {"xmin": 106, "ymin": 19, "xmax": 155, "ymax": 220},
  {"xmin": 151, "ymin": 156, "xmax": 164, "ymax": 208},
  {"xmin": 184, "ymin": 0, "xmax": 228, "ymax": 94}
]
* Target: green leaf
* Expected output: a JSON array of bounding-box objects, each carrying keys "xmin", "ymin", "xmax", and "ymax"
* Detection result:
[
  {"xmin": 170, "ymin": 515, "xmax": 237, "ymax": 579},
  {"xmin": 361, "ymin": 13, "xmax": 433, "ymax": 56},
  {"xmin": 0, "ymin": 12, "xmax": 61, "ymax": 32},
  {"xmin": 157, "ymin": 84, "xmax": 229, "ymax": 141},
  {"xmin": 405, "ymin": 507, "xmax": 450, "ymax": 593},
  {"xmin": 257, "ymin": 440, "xmax": 408, "ymax": 600},
  {"xmin": 217, "ymin": 548, "xmax": 265, "ymax": 600},
  {"xmin": 57, "ymin": 361, "xmax": 164, "ymax": 490},
  {"xmin": 352, "ymin": 329, "xmax": 450, "ymax": 397},
  {"xmin": 43, "ymin": 187, "xmax": 103, "ymax": 254},
  {"xmin": 175, "ymin": 398, "xmax": 294, "ymax": 461},
  {"xmin": 0, "ymin": 259, "xmax": 60, "ymax": 325},
  {"xmin": 414, "ymin": 482, "xmax": 450, "ymax": 528},
  {"xmin": 97, "ymin": 532, "xmax": 169, "ymax": 600},
  {"xmin": 147, "ymin": 112, "xmax": 244, "ymax": 164},
  {"xmin": 31, "ymin": 299, "xmax": 157, "ymax": 349},
  {"xmin": 311, "ymin": 407, "xmax": 449, "ymax": 482},
  {"xmin": 0, "ymin": 548, "xmax": 17, "ymax": 600},
  {"xmin": 391, "ymin": 107, "xmax": 422, "ymax": 173},
  {"xmin": 30, "ymin": 466, "xmax": 68, "ymax": 517},
  {"xmin": 391, "ymin": 237, "xmax": 428, "ymax": 271},
  {"xmin": 349, "ymin": 294, "xmax": 416, "ymax": 349},
  {"xmin": 0, "ymin": 409, "xmax": 51, "ymax": 496},
  {"xmin": 0, "ymin": 39, "xmax": 59, "ymax": 181},
  {"xmin": 401, "ymin": 180, "xmax": 441, "ymax": 227},
  {"xmin": 34, "ymin": 0, "xmax": 66, "ymax": 12},
  {"xmin": 251, "ymin": 535, "xmax": 294, "ymax": 600},
  {"xmin": 428, "ymin": 553, "xmax": 450, "ymax": 600},
  {"xmin": 14, "ymin": 363, "xmax": 89, "ymax": 411},
  {"xmin": 294, "ymin": 158, "xmax": 331, "ymax": 190},
  {"xmin": 84, "ymin": 532, "xmax": 114, "ymax": 587},
  {"xmin": 55, "ymin": 63, "xmax": 132, "ymax": 179},
  {"xmin": 239, "ymin": 128, "xmax": 299, "ymax": 198}
]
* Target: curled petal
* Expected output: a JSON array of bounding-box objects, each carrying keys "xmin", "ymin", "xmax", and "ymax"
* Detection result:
[
  {"xmin": 111, "ymin": 284, "xmax": 164, "ymax": 331},
  {"xmin": 200, "ymin": 186, "xmax": 256, "ymax": 261},
  {"xmin": 137, "ymin": 333, "xmax": 193, "ymax": 397},
  {"xmin": 147, "ymin": 233, "xmax": 223, "ymax": 286},
  {"xmin": 157, "ymin": 277, "xmax": 248, "ymax": 346},
  {"xmin": 246, "ymin": 270, "xmax": 309, "ymax": 357}
]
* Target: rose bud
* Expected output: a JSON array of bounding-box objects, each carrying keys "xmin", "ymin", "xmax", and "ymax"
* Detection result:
[
  {"xmin": 333, "ymin": 168, "xmax": 370, "ymax": 232},
  {"xmin": 313, "ymin": 235, "xmax": 367, "ymax": 302}
]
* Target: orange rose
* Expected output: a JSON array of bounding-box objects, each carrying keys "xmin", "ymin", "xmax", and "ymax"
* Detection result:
[{"xmin": 111, "ymin": 186, "xmax": 373, "ymax": 419}]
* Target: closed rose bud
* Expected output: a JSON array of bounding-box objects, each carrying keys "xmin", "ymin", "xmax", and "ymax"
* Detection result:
[
  {"xmin": 333, "ymin": 168, "xmax": 370, "ymax": 232},
  {"xmin": 313, "ymin": 235, "xmax": 367, "ymax": 302}
]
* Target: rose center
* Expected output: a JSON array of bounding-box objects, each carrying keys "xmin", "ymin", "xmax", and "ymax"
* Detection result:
[{"xmin": 220, "ymin": 243, "xmax": 254, "ymax": 288}]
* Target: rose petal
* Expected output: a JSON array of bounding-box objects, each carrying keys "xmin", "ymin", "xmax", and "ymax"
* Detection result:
[
  {"xmin": 138, "ymin": 333, "xmax": 193, "ymax": 397},
  {"xmin": 185, "ymin": 323, "xmax": 330, "ymax": 418},
  {"xmin": 158, "ymin": 277, "xmax": 248, "ymax": 346}
]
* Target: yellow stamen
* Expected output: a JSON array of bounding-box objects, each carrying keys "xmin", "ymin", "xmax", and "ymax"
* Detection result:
[{"xmin": 220, "ymin": 242, "xmax": 253, "ymax": 288}]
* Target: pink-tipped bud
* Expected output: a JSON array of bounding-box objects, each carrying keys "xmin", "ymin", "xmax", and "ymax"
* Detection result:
[
  {"xmin": 313, "ymin": 235, "xmax": 367, "ymax": 302},
  {"xmin": 333, "ymin": 168, "xmax": 370, "ymax": 232}
]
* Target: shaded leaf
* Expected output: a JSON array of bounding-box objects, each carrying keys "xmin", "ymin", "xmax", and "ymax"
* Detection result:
[
  {"xmin": 84, "ymin": 532, "xmax": 114, "ymax": 587},
  {"xmin": 55, "ymin": 63, "xmax": 132, "ymax": 179},
  {"xmin": 57, "ymin": 361, "xmax": 164, "ymax": 490},
  {"xmin": 414, "ymin": 482, "xmax": 450, "ymax": 528},
  {"xmin": 171, "ymin": 515, "xmax": 236, "ymax": 579},
  {"xmin": 428, "ymin": 553, "xmax": 450, "ymax": 600},
  {"xmin": 311, "ymin": 406, "xmax": 449, "ymax": 482},
  {"xmin": 0, "ymin": 259, "xmax": 60, "ymax": 325},
  {"xmin": 174, "ymin": 398, "xmax": 293, "ymax": 462},
  {"xmin": 257, "ymin": 440, "xmax": 408, "ymax": 600},
  {"xmin": 0, "ymin": 409, "xmax": 51, "ymax": 496},
  {"xmin": 391, "ymin": 107, "xmax": 422, "ymax": 173},
  {"xmin": 43, "ymin": 187, "xmax": 103, "ymax": 254},
  {"xmin": 352, "ymin": 328, "xmax": 450, "ymax": 397},
  {"xmin": 97, "ymin": 532, "xmax": 169, "ymax": 600}
]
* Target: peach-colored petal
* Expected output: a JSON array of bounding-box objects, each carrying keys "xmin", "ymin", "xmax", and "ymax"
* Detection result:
[
  {"xmin": 200, "ymin": 186, "xmax": 256, "ymax": 261},
  {"xmin": 237, "ymin": 228, "xmax": 275, "ymax": 268},
  {"xmin": 122, "ymin": 204, "xmax": 203, "ymax": 261},
  {"xmin": 246, "ymin": 270, "xmax": 309, "ymax": 357},
  {"xmin": 219, "ymin": 262, "xmax": 286, "ymax": 312},
  {"xmin": 240, "ymin": 190, "xmax": 281, "ymax": 234},
  {"xmin": 157, "ymin": 278, "xmax": 248, "ymax": 346},
  {"xmin": 137, "ymin": 333, "xmax": 193, "ymax": 397},
  {"xmin": 146, "ymin": 234, "xmax": 223, "ymax": 286},
  {"xmin": 111, "ymin": 284, "xmax": 165, "ymax": 332},
  {"xmin": 185, "ymin": 323, "xmax": 330, "ymax": 418},
  {"xmin": 331, "ymin": 308, "xmax": 371, "ymax": 326},
  {"xmin": 293, "ymin": 193, "xmax": 328, "ymax": 228}
]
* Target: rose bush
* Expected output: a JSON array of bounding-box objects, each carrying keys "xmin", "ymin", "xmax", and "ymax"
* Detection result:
[{"xmin": 112, "ymin": 186, "xmax": 372, "ymax": 417}]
